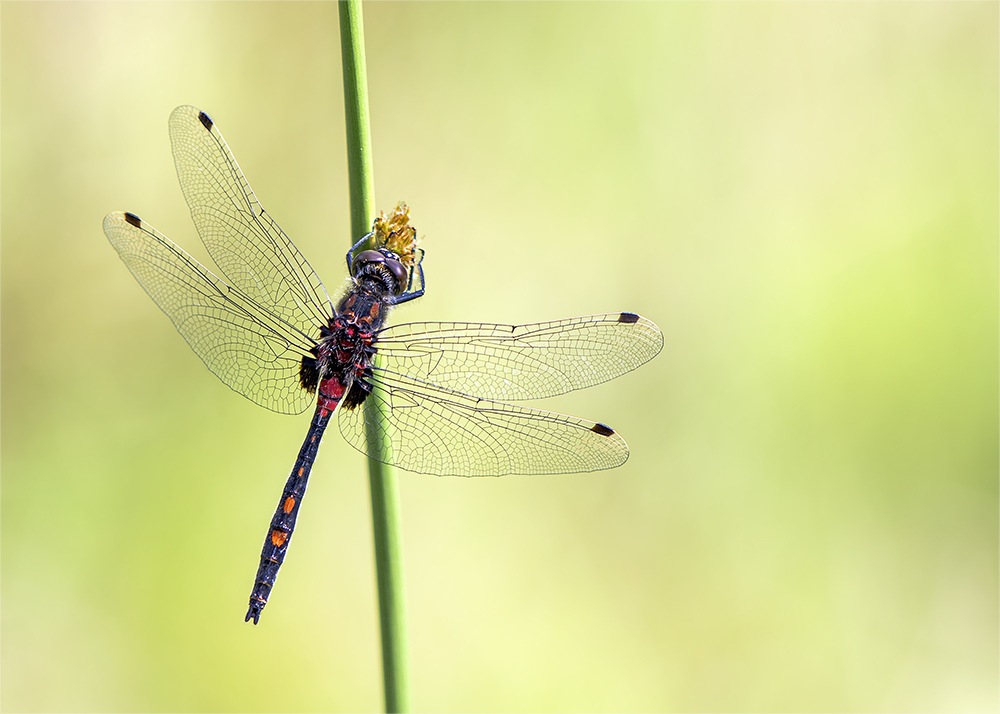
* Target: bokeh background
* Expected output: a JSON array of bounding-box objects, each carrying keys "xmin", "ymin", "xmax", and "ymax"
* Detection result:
[{"xmin": 2, "ymin": 2, "xmax": 996, "ymax": 711}]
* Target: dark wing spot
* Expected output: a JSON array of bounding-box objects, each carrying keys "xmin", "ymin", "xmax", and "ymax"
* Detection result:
[
  {"xmin": 591, "ymin": 423, "xmax": 615, "ymax": 437},
  {"xmin": 618, "ymin": 312, "xmax": 640, "ymax": 324},
  {"xmin": 198, "ymin": 111, "xmax": 213, "ymax": 131},
  {"xmin": 124, "ymin": 212, "xmax": 142, "ymax": 228}
]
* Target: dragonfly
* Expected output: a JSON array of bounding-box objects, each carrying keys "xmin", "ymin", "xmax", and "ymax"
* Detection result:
[{"xmin": 104, "ymin": 106, "xmax": 663, "ymax": 625}]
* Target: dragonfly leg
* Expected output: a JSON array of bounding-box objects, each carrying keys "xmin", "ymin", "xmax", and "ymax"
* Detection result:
[
  {"xmin": 390, "ymin": 252, "xmax": 426, "ymax": 306},
  {"xmin": 345, "ymin": 232, "xmax": 375, "ymax": 273}
]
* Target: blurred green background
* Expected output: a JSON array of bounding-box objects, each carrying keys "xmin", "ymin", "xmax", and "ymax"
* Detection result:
[{"xmin": 2, "ymin": 2, "xmax": 996, "ymax": 711}]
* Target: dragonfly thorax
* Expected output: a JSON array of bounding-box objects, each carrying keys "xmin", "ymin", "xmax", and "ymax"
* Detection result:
[{"xmin": 299, "ymin": 283, "xmax": 386, "ymax": 413}]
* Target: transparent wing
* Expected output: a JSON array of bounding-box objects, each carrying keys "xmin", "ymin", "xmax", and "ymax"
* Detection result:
[
  {"xmin": 338, "ymin": 367, "xmax": 629, "ymax": 476},
  {"xmin": 103, "ymin": 211, "xmax": 317, "ymax": 415},
  {"xmin": 168, "ymin": 105, "xmax": 333, "ymax": 332},
  {"xmin": 372, "ymin": 313, "xmax": 663, "ymax": 401}
]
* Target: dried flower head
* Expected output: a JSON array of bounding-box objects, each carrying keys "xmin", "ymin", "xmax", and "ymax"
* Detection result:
[{"xmin": 370, "ymin": 202, "xmax": 421, "ymax": 269}]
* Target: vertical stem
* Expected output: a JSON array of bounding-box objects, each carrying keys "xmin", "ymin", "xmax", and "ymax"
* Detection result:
[
  {"xmin": 339, "ymin": 2, "xmax": 411, "ymax": 712},
  {"xmin": 339, "ymin": 0, "xmax": 375, "ymax": 243}
]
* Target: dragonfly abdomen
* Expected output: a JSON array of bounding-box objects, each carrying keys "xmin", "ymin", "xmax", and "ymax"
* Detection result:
[{"xmin": 245, "ymin": 401, "xmax": 336, "ymax": 624}]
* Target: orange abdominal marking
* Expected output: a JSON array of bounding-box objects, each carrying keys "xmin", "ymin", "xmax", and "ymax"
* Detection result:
[
  {"xmin": 283, "ymin": 496, "xmax": 296, "ymax": 514},
  {"xmin": 271, "ymin": 530, "xmax": 288, "ymax": 547}
]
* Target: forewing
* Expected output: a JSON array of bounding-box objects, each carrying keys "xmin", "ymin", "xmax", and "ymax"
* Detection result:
[
  {"xmin": 372, "ymin": 313, "xmax": 663, "ymax": 401},
  {"xmin": 168, "ymin": 105, "xmax": 333, "ymax": 332},
  {"xmin": 338, "ymin": 367, "xmax": 629, "ymax": 476},
  {"xmin": 104, "ymin": 211, "xmax": 316, "ymax": 415}
]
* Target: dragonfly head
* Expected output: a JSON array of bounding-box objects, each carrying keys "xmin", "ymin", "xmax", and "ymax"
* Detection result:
[{"xmin": 351, "ymin": 248, "xmax": 409, "ymax": 296}]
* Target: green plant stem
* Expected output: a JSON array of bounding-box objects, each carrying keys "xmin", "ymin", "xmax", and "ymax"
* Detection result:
[{"xmin": 339, "ymin": 2, "xmax": 411, "ymax": 712}]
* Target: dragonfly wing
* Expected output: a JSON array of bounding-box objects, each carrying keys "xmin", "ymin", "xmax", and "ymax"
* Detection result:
[
  {"xmin": 168, "ymin": 105, "xmax": 333, "ymax": 332},
  {"xmin": 372, "ymin": 313, "xmax": 663, "ymax": 401},
  {"xmin": 338, "ymin": 367, "xmax": 629, "ymax": 476},
  {"xmin": 104, "ymin": 211, "xmax": 316, "ymax": 415}
]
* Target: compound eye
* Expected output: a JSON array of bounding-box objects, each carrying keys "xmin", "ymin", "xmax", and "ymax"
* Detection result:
[
  {"xmin": 385, "ymin": 258, "xmax": 409, "ymax": 295},
  {"xmin": 351, "ymin": 249, "xmax": 384, "ymax": 276}
]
